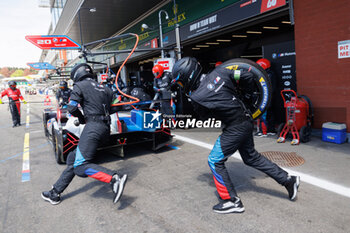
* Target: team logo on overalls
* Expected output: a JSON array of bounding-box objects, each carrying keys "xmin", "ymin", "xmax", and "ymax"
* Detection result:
[
  {"xmin": 214, "ymin": 76, "xmax": 221, "ymax": 84},
  {"xmin": 207, "ymin": 83, "xmax": 215, "ymax": 90}
]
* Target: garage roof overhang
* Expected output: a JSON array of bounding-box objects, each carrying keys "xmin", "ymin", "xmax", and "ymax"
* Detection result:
[{"xmin": 54, "ymin": 0, "xmax": 168, "ymax": 46}]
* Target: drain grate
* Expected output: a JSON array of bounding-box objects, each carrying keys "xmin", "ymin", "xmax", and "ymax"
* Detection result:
[{"xmin": 261, "ymin": 151, "xmax": 305, "ymax": 167}]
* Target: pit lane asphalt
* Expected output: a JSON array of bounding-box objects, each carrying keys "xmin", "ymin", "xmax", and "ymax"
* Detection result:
[{"xmin": 0, "ymin": 94, "xmax": 349, "ymax": 233}]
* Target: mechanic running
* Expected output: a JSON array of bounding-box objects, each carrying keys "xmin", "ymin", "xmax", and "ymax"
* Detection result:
[
  {"xmin": 0, "ymin": 81, "xmax": 27, "ymax": 127},
  {"xmin": 172, "ymin": 57, "xmax": 300, "ymax": 214},
  {"xmin": 56, "ymin": 80, "xmax": 72, "ymax": 107},
  {"xmin": 42, "ymin": 63, "xmax": 127, "ymax": 205}
]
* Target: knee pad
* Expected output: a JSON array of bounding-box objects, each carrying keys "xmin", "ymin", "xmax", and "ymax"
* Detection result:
[{"xmin": 74, "ymin": 166, "xmax": 88, "ymax": 178}]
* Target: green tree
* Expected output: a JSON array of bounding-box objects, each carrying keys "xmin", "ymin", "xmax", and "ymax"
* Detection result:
[
  {"xmin": 0, "ymin": 67, "xmax": 11, "ymax": 77},
  {"xmin": 10, "ymin": 69, "xmax": 24, "ymax": 77}
]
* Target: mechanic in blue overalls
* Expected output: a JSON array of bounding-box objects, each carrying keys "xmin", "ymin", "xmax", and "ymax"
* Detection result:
[
  {"xmin": 42, "ymin": 63, "xmax": 127, "ymax": 205},
  {"xmin": 172, "ymin": 57, "xmax": 300, "ymax": 214},
  {"xmin": 152, "ymin": 64, "xmax": 173, "ymax": 117},
  {"xmin": 56, "ymin": 81, "xmax": 72, "ymax": 108}
]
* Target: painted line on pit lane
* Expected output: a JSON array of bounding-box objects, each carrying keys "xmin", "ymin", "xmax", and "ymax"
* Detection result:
[
  {"xmin": 26, "ymin": 115, "xmax": 30, "ymax": 128},
  {"xmin": 0, "ymin": 142, "xmax": 49, "ymax": 164},
  {"xmin": 22, "ymin": 133, "xmax": 30, "ymax": 182},
  {"xmin": 29, "ymin": 130, "xmax": 42, "ymax": 134},
  {"xmin": 174, "ymin": 134, "xmax": 350, "ymax": 199}
]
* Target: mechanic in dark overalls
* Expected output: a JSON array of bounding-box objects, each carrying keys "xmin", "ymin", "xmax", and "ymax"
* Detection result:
[
  {"xmin": 42, "ymin": 63, "xmax": 127, "ymax": 205},
  {"xmin": 152, "ymin": 64, "xmax": 173, "ymax": 116},
  {"xmin": 0, "ymin": 81, "xmax": 27, "ymax": 127},
  {"xmin": 172, "ymin": 57, "xmax": 300, "ymax": 214},
  {"xmin": 56, "ymin": 81, "xmax": 72, "ymax": 107}
]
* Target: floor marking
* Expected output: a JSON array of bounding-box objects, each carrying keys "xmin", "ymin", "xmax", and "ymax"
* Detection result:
[
  {"xmin": 22, "ymin": 133, "xmax": 30, "ymax": 182},
  {"xmin": 26, "ymin": 104, "xmax": 30, "ymax": 114},
  {"xmin": 166, "ymin": 144, "xmax": 180, "ymax": 150},
  {"xmin": 26, "ymin": 115, "xmax": 30, "ymax": 128},
  {"xmin": 0, "ymin": 142, "xmax": 49, "ymax": 164},
  {"xmin": 29, "ymin": 130, "xmax": 42, "ymax": 134},
  {"xmin": 174, "ymin": 134, "xmax": 350, "ymax": 199}
]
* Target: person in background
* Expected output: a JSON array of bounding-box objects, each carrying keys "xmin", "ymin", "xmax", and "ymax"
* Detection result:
[
  {"xmin": 152, "ymin": 64, "xmax": 173, "ymax": 116},
  {"xmin": 56, "ymin": 81, "xmax": 72, "ymax": 107},
  {"xmin": 215, "ymin": 61, "xmax": 223, "ymax": 67},
  {"xmin": 256, "ymin": 58, "xmax": 277, "ymax": 136},
  {"xmin": 0, "ymin": 81, "xmax": 27, "ymax": 127}
]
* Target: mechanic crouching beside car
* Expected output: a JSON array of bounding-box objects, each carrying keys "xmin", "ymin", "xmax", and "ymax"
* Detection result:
[
  {"xmin": 172, "ymin": 57, "xmax": 300, "ymax": 214},
  {"xmin": 41, "ymin": 63, "xmax": 127, "ymax": 205}
]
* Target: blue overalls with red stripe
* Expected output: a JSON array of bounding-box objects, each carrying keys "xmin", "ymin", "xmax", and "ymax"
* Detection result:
[{"xmin": 52, "ymin": 78, "xmax": 119, "ymax": 194}]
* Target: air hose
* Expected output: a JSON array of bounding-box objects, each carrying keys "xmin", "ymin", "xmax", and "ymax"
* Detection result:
[{"xmin": 111, "ymin": 33, "xmax": 140, "ymax": 107}]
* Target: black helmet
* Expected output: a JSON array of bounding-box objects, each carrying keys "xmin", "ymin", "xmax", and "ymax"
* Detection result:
[
  {"xmin": 70, "ymin": 63, "xmax": 93, "ymax": 82},
  {"xmin": 8, "ymin": 81, "xmax": 17, "ymax": 90},
  {"xmin": 172, "ymin": 57, "xmax": 202, "ymax": 93},
  {"xmin": 59, "ymin": 81, "xmax": 68, "ymax": 89},
  {"xmin": 107, "ymin": 74, "xmax": 115, "ymax": 82}
]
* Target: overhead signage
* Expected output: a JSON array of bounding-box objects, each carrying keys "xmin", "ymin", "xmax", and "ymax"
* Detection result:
[
  {"xmin": 181, "ymin": 0, "xmax": 287, "ymax": 40},
  {"xmin": 260, "ymin": 0, "xmax": 287, "ymax": 13},
  {"xmin": 338, "ymin": 40, "xmax": 350, "ymax": 59},
  {"xmin": 96, "ymin": 0, "xmax": 287, "ymax": 63},
  {"xmin": 25, "ymin": 35, "xmax": 81, "ymax": 49},
  {"xmin": 27, "ymin": 62, "xmax": 56, "ymax": 70},
  {"xmin": 263, "ymin": 40, "xmax": 296, "ymax": 124}
]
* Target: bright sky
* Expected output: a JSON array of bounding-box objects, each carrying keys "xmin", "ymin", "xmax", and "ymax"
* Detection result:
[{"xmin": 0, "ymin": 0, "xmax": 51, "ymax": 68}]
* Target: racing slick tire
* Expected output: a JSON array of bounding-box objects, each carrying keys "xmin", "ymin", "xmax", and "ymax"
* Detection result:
[
  {"xmin": 43, "ymin": 111, "xmax": 56, "ymax": 138},
  {"xmin": 277, "ymin": 123, "xmax": 285, "ymax": 138},
  {"xmin": 300, "ymin": 125, "xmax": 312, "ymax": 143},
  {"xmin": 43, "ymin": 112, "xmax": 49, "ymax": 138},
  {"xmin": 52, "ymin": 128, "xmax": 65, "ymax": 164},
  {"xmin": 221, "ymin": 58, "xmax": 272, "ymax": 120}
]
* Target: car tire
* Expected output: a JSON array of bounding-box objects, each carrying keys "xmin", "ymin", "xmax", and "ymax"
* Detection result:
[
  {"xmin": 221, "ymin": 58, "xmax": 272, "ymax": 120},
  {"xmin": 277, "ymin": 123, "xmax": 285, "ymax": 138},
  {"xmin": 300, "ymin": 125, "xmax": 312, "ymax": 143},
  {"xmin": 43, "ymin": 112, "xmax": 49, "ymax": 138},
  {"xmin": 52, "ymin": 128, "xmax": 65, "ymax": 164}
]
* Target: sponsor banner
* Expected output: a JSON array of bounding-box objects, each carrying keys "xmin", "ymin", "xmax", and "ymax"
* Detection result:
[
  {"xmin": 338, "ymin": 40, "xmax": 350, "ymax": 59},
  {"xmin": 98, "ymin": 73, "xmax": 108, "ymax": 83},
  {"xmin": 151, "ymin": 38, "xmax": 158, "ymax": 48},
  {"xmin": 27, "ymin": 62, "xmax": 56, "ymax": 70},
  {"xmin": 101, "ymin": 0, "xmax": 287, "ymax": 53},
  {"xmin": 25, "ymin": 35, "xmax": 81, "ymax": 49},
  {"xmin": 180, "ymin": 0, "xmax": 287, "ymax": 40},
  {"xmin": 263, "ymin": 40, "xmax": 296, "ymax": 123},
  {"xmin": 260, "ymin": 0, "xmax": 287, "ymax": 13},
  {"xmin": 154, "ymin": 58, "xmax": 176, "ymax": 72}
]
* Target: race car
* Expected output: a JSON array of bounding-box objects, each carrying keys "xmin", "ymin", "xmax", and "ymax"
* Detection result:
[{"xmin": 43, "ymin": 106, "xmax": 172, "ymax": 164}]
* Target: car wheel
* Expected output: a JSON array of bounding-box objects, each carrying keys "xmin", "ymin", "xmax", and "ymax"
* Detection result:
[
  {"xmin": 221, "ymin": 58, "xmax": 272, "ymax": 120},
  {"xmin": 277, "ymin": 123, "xmax": 285, "ymax": 138},
  {"xmin": 52, "ymin": 128, "xmax": 65, "ymax": 164},
  {"xmin": 43, "ymin": 112, "xmax": 49, "ymax": 138},
  {"xmin": 300, "ymin": 125, "xmax": 312, "ymax": 143}
]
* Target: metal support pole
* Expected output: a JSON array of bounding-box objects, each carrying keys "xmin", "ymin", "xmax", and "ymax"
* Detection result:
[
  {"xmin": 158, "ymin": 10, "xmax": 169, "ymax": 58},
  {"xmin": 159, "ymin": 14, "xmax": 164, "ymax": 58},
  {"xmin": 78, "ymin": 9, "xmax": 83, "ymax": 46},
  {"xmin": 289, "ymin": 0, "xmax": 295, "ymax": 25},
  {"xmin": 173, "ymin": 0, "xmax": 181, "ymax": 60}
]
